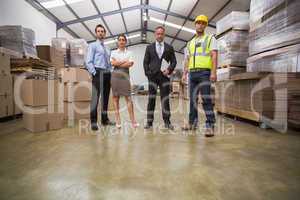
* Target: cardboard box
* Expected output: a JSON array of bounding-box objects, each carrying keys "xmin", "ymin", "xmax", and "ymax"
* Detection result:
[
  {"xmin": 171, "ymin": 81, "xmax": 180, "ymax": 93},
  {"xmin": 61, "ymin": 68, "xmax": 91, "ymax": 83},
  {"xmin": 12, "ymin": 74, "xmax": 23, "ymax": 115},
  {"xmin": 36, "ymin": 45, "xmax": 65, "ymax": 69},
  {"xmin": 13, "ymin": 101, "xmax": 22, "ymax": 115},
  {"xmin": 216, "ymin": 11, "xmax": 249, "ymax": 36},
  {"xmin": 64, "ymin": 82, "xmax": 92, "ymax": 102},
  {"xmin": 23, "ymin": 109, "xmax": 64, "ymax": 133},
  {"xmin": 21, "ymin": 79, "xmax": 60, "ymax": 106},
  {"xmin": 249, "ymin": 0, "xmax": 300, "ymax": 56},
  {"xmin": 247, "ymin": 43, "xmax": 300, "ymax": 72},
  {"xmin": 0, "ymin": 95, "xmax": 13, "ymax": 118},
  {"xmin": 69, "ymin": 39, "xmax": 88, "ymax": 67},
  {"xmin": 64, "ymin": 101, "xmax": 90, "ymax": 120},
  {"xmin": 0, "ymin": 25, "xmax": 37, "ymax": 57},
  {"xmin": 0, "ymin": 47, "xmax": 23, "ymax": 58},
  {"xmin": 0, "ymin": 53, "xmax": 10, "ymax": 74},
  {"xmin": 217, "ymin": 67, "xmax": 246, "ymax": 81},
  {"xmin": 0, "ymin": 73, "xmax": 13, "ymax": 96}
]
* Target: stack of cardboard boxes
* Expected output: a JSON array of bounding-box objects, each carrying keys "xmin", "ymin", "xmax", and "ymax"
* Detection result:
[
  {"xmin": 214, "ymin": 1, "xmax": 300, "ymax": 130},
  {"xmin": 51, "ymin": 38, "xmax": 70, "ymax": 69},
  {"xmin": 0, "ymin": 53, "xmax": 13, "ymax": 118},
  {"xmin": 36, "ymin": 45, "xmax": 65, "ymax": 70},
  {"xmin": 21, "ymin": 78, "xmax": 64, "ymax": 132},
  {"xmin": 246, "ymin": 0, "xmax": 300, "ymax": 128},
  {"xmin": 216, "ymin": 11, "xmax": 249, "ymax": 81},
  {"xmin": 0, "ymin": 26, "xmax": 37, "ymax": 58},
  {"xmin": 61, "ymin": 68, "xmax": 91, "ymax": 120},
  {"xmin": 69, "ymin": 39, "xmax": 88, "ymax": 68},
  {"xmin": 247, "ymin": 0, "xmax": 300, "ymax": 72}
]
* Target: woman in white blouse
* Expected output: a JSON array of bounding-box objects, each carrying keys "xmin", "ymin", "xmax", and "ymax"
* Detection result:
[{"xmin": 110, "ymin": 34, "xmax": 139, "ymax": 128}]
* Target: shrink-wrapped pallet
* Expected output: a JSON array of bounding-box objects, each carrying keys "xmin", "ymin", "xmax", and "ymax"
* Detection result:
[
  {"xmin": 217, "ymin": 30, "xmax": 249, "ymax": 67},
  {"xmin": 0, "ymin": 26, "xmax": 37, "ymax": 57},
  {"xmin": 247, "ymin": 43, "xmax": 300, "ymax": 72},
  {"xmin": 51, "ymin": 38, "xmax": 70, "ymax": 67},
  {"xmin": 249, "ymin": 0, "xmax": 300, "ymax": 56},
  {"xmin": 69, "ymin": 39, "xmax": 88, "ymax": 67},
  {"xmin": 216, "ymin": 11, "xmax": 249, "ymax": 36}
]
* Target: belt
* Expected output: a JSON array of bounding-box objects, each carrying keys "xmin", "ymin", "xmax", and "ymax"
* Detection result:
[{"xmin": 189, "ymin": 68, "xmax": 211, "ymax": 72}]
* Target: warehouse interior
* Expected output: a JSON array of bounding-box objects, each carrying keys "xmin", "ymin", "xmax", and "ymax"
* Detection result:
[{"xmin": 0, "ymin": 0, "xmax": 300, "ymax": 199}]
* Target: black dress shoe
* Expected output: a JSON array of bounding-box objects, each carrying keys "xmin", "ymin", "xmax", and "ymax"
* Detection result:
[
  {"xmin": 165, "ymin": 123, "xmax": 174, "ymax": 130},
  {"xmin": 102, "ymin": 120, "xmax": 116, "ymax": 126},
  {"xmin": 144, "ymin": 123, "xmax": 153, "ymax": 129},
  {"xmin": 205, "ymin": 128, "xmax": 215, "ymax": 137},
  {"xmin": 182, "ymin": 124, "xmax": 197, "ymax": 131},
  {"xmin": 91, "ymin": 123, "xmax": 99, "ymax": 131}
]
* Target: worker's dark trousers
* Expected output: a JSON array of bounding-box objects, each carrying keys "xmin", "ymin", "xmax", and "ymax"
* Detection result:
[
  {"xmin": 90, "ymin": 68, "xmax": 111, "ymax": 124},
  {"xmin": 188, "ymin": 70, "xmax": 215, "ymax": 128}
]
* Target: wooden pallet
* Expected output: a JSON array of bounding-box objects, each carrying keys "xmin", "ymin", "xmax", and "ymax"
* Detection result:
[{"xmin": 215, "ymin": 105, "xmax": 261, "ymax": 123}]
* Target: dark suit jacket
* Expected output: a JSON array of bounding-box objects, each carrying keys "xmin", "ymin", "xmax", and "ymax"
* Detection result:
[{"xmin": 143, "ymin": 42, "xmax": 177, "ymax": 77}]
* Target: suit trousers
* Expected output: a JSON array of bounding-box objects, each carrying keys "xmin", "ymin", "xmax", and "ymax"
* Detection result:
[{"xmin": 147, "ymin": 72, "xmax": 171, "ymax": 125}]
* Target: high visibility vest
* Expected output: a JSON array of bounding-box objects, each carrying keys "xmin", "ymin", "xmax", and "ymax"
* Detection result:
[{"xmin": 188, "ymin": 34, "xmax": 213, "ymax": 70}]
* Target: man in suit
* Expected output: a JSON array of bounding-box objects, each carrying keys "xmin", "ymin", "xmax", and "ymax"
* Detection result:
[{"xmin": 143, "ymin": 26, "xmax": 177, "ymax": 130}]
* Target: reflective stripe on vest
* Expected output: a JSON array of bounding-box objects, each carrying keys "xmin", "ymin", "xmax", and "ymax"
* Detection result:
[{"xmin": 188, "ymin": 34, "xmax": 213, "ymax": 70}]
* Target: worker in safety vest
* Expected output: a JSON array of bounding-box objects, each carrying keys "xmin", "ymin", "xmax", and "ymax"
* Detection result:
[{"xmin": 181, "ymin": 15, "xmax": 217, "ymax": 137}]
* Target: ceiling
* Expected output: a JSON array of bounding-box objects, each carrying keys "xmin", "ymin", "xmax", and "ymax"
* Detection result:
[{"xmin": 26, "ymin": 0, "xmax": 250, "ymax": 53}]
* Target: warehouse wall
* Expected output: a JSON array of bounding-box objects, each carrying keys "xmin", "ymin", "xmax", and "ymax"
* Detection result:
[
  {"xmin": 0, "ymin": 0, "xmax": 73, "ymax": 45},
  {"xmin": 127, "ymin": 44, "xmax": 184, "ymax": 87}
]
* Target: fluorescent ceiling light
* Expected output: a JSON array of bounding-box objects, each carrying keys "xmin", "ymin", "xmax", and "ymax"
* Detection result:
[
  {"xmin": 149, "ymin": 16, "xmax": 196, "ymax": 34},
  {"xmin": 41, "ymin": 0, "xmax": 86, "ymax": 9},
  {"xmin": 104, "ymin": 33, "xmax": 141, "ymax": 45}
]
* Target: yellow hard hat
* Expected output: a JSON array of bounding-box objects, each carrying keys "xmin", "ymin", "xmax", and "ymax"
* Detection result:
[{"xmin": 194, "ymin": 15, "xmax": 208, "ymax": 24}]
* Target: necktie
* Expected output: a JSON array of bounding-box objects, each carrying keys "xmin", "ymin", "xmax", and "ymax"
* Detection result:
[
  {"xmin": 158, "ymin": 43, "xmax": 163, "ymax": 59},
  {"xmin": 101, "ymin": 42, "xmax": 109, "ymax": 67}
]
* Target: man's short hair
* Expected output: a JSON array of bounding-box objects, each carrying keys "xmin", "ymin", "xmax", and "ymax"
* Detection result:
[
  {"xmin": 95, "ymin": 24, "xmax": 106, "ymax": 33},
  {"xmin": 155, "ymin": 26, "xmax": 165, "ymax": 32}
]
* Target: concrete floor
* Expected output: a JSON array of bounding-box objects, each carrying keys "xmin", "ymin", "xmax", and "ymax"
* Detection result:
[{"xmin": 0, "ymin": 96, "xmax": 299, "ymax": 200}]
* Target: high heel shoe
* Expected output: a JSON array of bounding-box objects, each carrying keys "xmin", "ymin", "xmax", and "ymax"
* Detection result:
[
  {"xmin": 116, "ymin": 123, "xmax": 122, "ymax": 129},
  {"xmin": 132, "ymin": 123, "xmax": 140, "ymax": 128}
]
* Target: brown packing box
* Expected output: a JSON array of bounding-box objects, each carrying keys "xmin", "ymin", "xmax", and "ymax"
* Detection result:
[
  {"xmin": 12, "ymin": 74, "xmax": 23, "ymax": 115},
  {"xmin": 21, "ymin": 79, "xmax": 61, "ymax": 106},
  {"xmin": 171, "ymin": 81, "xmax": 180, "ymax": 93},
  {"xmin": 36, "ymin": 45, "xmax": 65, "ymax": 69},
  {"xmin": 0, "ymin": 95, "xmax": 13, "ymax": 118},
  {"xmin": 64, "ymin": 82, "xmax": 92, "ymax": 102},
  {"xmin": 0, "ymin": 53, "xmax": 10, "ymax": 75},
  {"xmin": 36, "ymin": 45, "xmax": 52, "ymax": 62},
  {"xmin": 23, "ymin": 105, "xmax": 64, "ymax": 132},
  {"xmin": 61, "ymin": 68, "xmax": 91, "ymax": 83},
  {"xmin": 64, "ymin": 101, "xmax": 90, "ymax": 120},
  {"xmin": 215, "ymin": 72, "xmax": 300, "ymax": 129},
  {"xmin": 0, "ymin": 73, "xmax": 13, "ymax": 96},
  {"xmin": 13, "ymin": 101, "xmax": 22, "ymax": 115},
  {"xmin": 0, "ymin": 47, "xmax": 23, "ymax": 59}
]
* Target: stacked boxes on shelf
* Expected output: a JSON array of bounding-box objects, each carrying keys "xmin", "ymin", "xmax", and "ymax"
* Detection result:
[
  {"xmin": 0, "ymin": 26, "xmax": 37, "ymax": 58},
  {"xmin": 216, "ymin": 11, "xmax": 249, "ymax": 81},
  {"xmin": 61, "ymin": 68, "xmax": 91, "ymax": 120},
  {"xmin": 51, "ymin": 38, "xmax": 70, "ymax": 69},
  {"xmin": 0, "ymin": 53, "xmax": 13, "ymax": 118},
  {"xmin": 215, "ymin": 72, "xmax": 300, "ymax": 130},
  {"xmin": 247, "ymin": 0, "xmax": 300, "ymax": 72},
  {"xmin": 36, "ymin": 45, "xmax": 65, "ymax": 70},
  {"xmin": 69, "ymin": 39, "xmax": 88, "ymax": 67},
  {"xmin": 21, "ymin": 78, "xmax": 64, "ymax": 132},
  {"xmin": 246, "ymin": 0, "xmax": 300, "ymax": 128}
]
